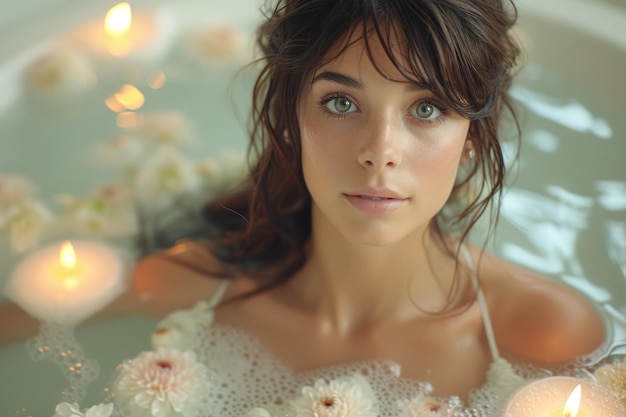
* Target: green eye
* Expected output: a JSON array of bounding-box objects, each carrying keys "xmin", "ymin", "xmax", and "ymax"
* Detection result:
[
  {"xmin": 415, "ymin": 103, "xmax": 436, "ymax": 119},
  {"xmin": 328, "ymin": 97, "xmax": 355, "ymax": 114}
]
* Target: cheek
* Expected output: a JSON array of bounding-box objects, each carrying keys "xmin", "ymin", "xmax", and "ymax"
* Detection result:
[
  {"xmin": 410, "ymin": 123, "xmax": 470, "ymax": 178},
  {"xmin": 300, "ymin": 115, "xmax": 348, "ymax": 177}
]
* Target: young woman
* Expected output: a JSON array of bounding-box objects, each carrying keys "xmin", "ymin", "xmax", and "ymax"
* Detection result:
[{"xmin": 1, "ymin": 0, "xmax": 607, "ymax": 413}]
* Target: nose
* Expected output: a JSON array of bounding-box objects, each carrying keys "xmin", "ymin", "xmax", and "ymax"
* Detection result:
[{"xmin": 357, "ymin": 115, "xmax": 403, "ymax": 170}]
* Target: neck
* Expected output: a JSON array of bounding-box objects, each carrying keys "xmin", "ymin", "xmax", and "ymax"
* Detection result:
[{"xmin": 286, "ymin": 212, "xmax": 460, "ymax": 335}]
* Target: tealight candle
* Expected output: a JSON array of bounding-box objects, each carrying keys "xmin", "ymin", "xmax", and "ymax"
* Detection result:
[
  {"xmin": 503, "ymin": 376, "xmax": 624, "ymax": 417},
  {"xmin": 63, "ymin": 2, "xmax": 175, "ymax": 60},
  {"xmin": 5, "ymin": 240, "xmax": 127, "ymax": 324}
]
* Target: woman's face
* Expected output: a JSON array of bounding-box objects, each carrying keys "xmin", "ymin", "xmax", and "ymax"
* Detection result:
[{"xmin": 299, "ymin": 31, "xmax": 472, "ymax": 246}]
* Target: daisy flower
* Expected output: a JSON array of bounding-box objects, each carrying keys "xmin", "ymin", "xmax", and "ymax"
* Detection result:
[
  {"xmin": 291, "ymin": 376, "xmax": 376, "ymax": 417},
  {"xmin": 114, "ymin": 348, "xmax": 211, "ymax": 417}
]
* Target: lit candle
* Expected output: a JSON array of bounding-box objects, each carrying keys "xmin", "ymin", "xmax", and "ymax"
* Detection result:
[
  {"xmin": 63, "ymin": 2, "xmax": 174, "ymax": 60},
  {"xmin": 503, "ymin": 376, "xmax": 624, "ymax": 417},
  {"xmin": 4, "ymin": 240, "xmax": 127, "ymax": 324}
]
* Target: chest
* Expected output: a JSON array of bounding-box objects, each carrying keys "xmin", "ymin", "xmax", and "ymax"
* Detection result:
[{"xmin": 216, "ymin": 300, "xmax": 492, "ymax": 399}]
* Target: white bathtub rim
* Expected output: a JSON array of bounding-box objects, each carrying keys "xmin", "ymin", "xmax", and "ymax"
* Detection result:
[{"xmin": 518, "ymin": 0, "xmax": 626, "ymax": 51}]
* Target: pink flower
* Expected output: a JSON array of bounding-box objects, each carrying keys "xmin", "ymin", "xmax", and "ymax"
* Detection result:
[
  {"xmin": 114, "ymin": 348, "xmax": 211, "ymax": 417},
  {"xmin": 291, "ymin": 376, "xmax": 376, "ymax": 417},
  {"xmin": 398, "ymin": 394, "xmax": 463, "ymax": 417}
]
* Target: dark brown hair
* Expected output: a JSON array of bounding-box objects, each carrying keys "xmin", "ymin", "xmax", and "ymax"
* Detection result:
[{"xmin": 193, "ymin": 0, "xmax": 521, "ymax": 297}]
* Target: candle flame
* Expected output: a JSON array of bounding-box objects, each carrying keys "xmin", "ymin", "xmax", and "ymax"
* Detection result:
[
  {"xmin": 105, "ymin": 3, "xmax": 132, "ymax": 37},
  {"xmin": 563, "ymin": 384, "xmax": 581, "ymax": 417},
  {"xmin": 59, "ymin": 241, "xmax": 77, "ymax": 270},
  {"xmin": 58, "ymin": 241, "xmax": 79, "ymax": 290}
]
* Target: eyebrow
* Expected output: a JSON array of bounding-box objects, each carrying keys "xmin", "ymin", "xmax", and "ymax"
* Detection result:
[
  {"xmin": 311, "ymin": 70, "xmax": 430, "ymax": 92},
  {"xmin": 312, "ymin": 71, "xmax": 363, "ymax": 89}
]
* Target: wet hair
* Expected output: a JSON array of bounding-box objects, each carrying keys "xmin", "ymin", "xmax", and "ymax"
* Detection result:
[{"xmin": 195, "ymin": 0, "xmax": 521, "ymax": 299}]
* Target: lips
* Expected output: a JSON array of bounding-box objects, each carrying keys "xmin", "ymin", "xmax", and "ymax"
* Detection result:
[{"xmin": 344, "ymin": 187, "xmax": 408, "ymax": 215}]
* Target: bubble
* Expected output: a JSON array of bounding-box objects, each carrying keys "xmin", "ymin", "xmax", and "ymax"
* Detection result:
[{"xmin": 25, "ymin": 321, "xmax": 99, "ymax": 403}]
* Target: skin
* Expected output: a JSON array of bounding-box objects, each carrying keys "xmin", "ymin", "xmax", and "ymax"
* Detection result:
[{"xmin": 0, "ymin": 28, "xmax": 607, "ymax": 401}]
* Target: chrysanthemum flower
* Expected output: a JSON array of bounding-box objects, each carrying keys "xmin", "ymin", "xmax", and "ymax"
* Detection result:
[
  {"xmin": 291, "ymin": 377, "xmax": 376, "ymax": 417},
  {"xmin": 132, "ymin": 111, "xmax": 195, "ymax": 147},
  {"xmin": 7, "ymin": 200, "xmax": 52, "ymax": 252},
  {"xmin": 152, "ymin": 301, "xmax": 214, "ymax": 350},
  {"xmin": 0, "ymin": 174, "xmax": 35, "ymax": 212},
  {"xmin": 114, "ymin": 348, "xmax": 211, "ymax": 417},
  {"xmin": 135, "ymin": 146, "xmax": 201, "ymax": 211},
  {"xmin": 53, "ymin": 402, "xmax": 114, "ymax": 417},
  {"xmin": 56, "ymin": 185, "xmax": 137, "ymax": 238},
  {"xmin": 24, "ymin": 47, "xmax": 96, "ymax": 97},
  {"xmin": 398, "ymin": 394, "xmax": 462, "ymax": 417}
]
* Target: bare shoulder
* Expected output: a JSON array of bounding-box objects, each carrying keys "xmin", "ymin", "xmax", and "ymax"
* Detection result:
[
  {"xmin": 114, "ymin": 240, "xmax": 247, "ymax": 318},
  {"xmin": 470, "ymin": 246, "xmax": 607, "ymax": 366}
]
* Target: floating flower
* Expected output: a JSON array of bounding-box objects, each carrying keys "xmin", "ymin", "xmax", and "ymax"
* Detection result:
[
  {"xmin": 6, "ymin": 200, "xmax": 52, "ymax": 252},
  {"xmin": 114, "ymin": 348, "xmax": 211, "ymax": 417},
  {"xmin": 135, "ymin": 146, "xmax": 201, "ymax": 211},
  {"xmin": 595, "ymin": 357, "xmax": 626, "ymax": 406},
  {"xmin": 90, "ymin": 134, "xmax": 145, "ymax": 170},
  {"xmin": 0, "ymin": 174, "xmax": 35, "ymax": 212},
  {"xmin": 183, "ymin": 26, "xmax": 249, "ymax": 65},
  {"xmin": 196, "ymin": 151, "xmax": 247, "ymax": 196},
  {"xmin": 291, "ymin": 375, "xmax": 377, "ymax": 417},
  {"xmin": 398, "ymin": 394, "xmax": 462, "ymax": 417},
  {"xmin": 24, "ymin": 46, "xmax": 96, "ymax": 98},
  {"xmin": 53, "ymin": 402, "xmax": 114, "ymax": 417},
  {"xmin": 131, "ymin": 111, "xmax": 195, "ymax": 147},
  {"xmin": 56, "ymin": 185, "xmax": 138, "ymax": 238},
  {"xmin": 152, "ymin": 301, "xmax": 215, "ymax": 350},
  {"xmin": 242, "ymin": 407, "xmax": 272, "ymax": 417}
]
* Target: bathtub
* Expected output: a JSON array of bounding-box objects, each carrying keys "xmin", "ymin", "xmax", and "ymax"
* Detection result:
[{"xmin": 0, "ymin": 0, "xmax": 625, "ymax": 414}]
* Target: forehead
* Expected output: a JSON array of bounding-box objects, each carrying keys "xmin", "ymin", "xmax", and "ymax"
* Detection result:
[{"xmin": 314, "ymin": 24, "xmax": 419, "ymax": 85}]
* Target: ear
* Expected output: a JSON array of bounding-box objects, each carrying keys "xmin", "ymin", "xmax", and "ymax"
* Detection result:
[{"xmin": 460, "ymin": 138, "xmax": 476, "ymax": 164}]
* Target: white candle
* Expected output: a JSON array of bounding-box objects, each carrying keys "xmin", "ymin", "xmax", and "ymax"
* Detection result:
[
  {"xmin": 63, "ymin": 3, "xmax": 175, "ymax": 60},
  {"xmin": 5, "ymin": 240, "xmax": 127, "ymax": 324},
  {"xmin": 503, "ymin": 376, "xmax": 624, "ymax": 417}
]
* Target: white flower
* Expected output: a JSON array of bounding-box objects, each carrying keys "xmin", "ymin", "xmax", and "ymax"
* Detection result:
[
  {"xmin": 183, "ymin": 26, "xmax": 249, "ymax": 65},
  {"xmin": 152, "ymin": 301, "xmax": 214, "ymax": 350},
  {"xmin": 0, "ymin": 174, "xmax": 35, "ymax": 211},
  {"xmin": 56, "ymin": 185, "xmax": 138, "ymax": 238},
  {"xmin": 90, "ymin": 134, "xmax": 145, "ymax": 170},
  {"xmin": 196, "ymin": 151, "xmax": 248, "ymax": 195},
  {"xmin": 24, "ymin": 46, "xmax": 96, "ymax": 97},
  {"xmin": 398, "ymin": 394, "xmax": 462, "ymax": 417},
  {"xmin": 132, "ymin": 111, "xmax": 195, "ymax": 147},
  {"xmin": 291, "ymin": 375, "xmax": 377, "ymax": 417},
  {"xmin": 6, "ymin": 200, "xmax": 52, "ymax": 252},
  {"xmin": 114, "ymin": 348, "xmax": 211, "ymax": 417},
  {"xmin": 53, "ymin": 402, "xmax": 114, "ymax": 417},
  {"xmin": 243, "ymin": 407, "xmax": 272, "ymax": 417},
  {"xmin": 135, "ymin": 146, "xmax": 201, "ymax": 211}
]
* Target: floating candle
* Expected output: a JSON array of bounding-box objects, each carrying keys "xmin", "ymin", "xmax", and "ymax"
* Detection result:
[
  {"xmin": 5, "ymin": 240, "xmax": 127, "ymax": 324},
  {"xmin": 503, "ymin": 376, "xmax": 624, "ymax": 417},
  {"xmin": 64, "ymin": 3, "xmax": 174, "ymax": 60}
]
